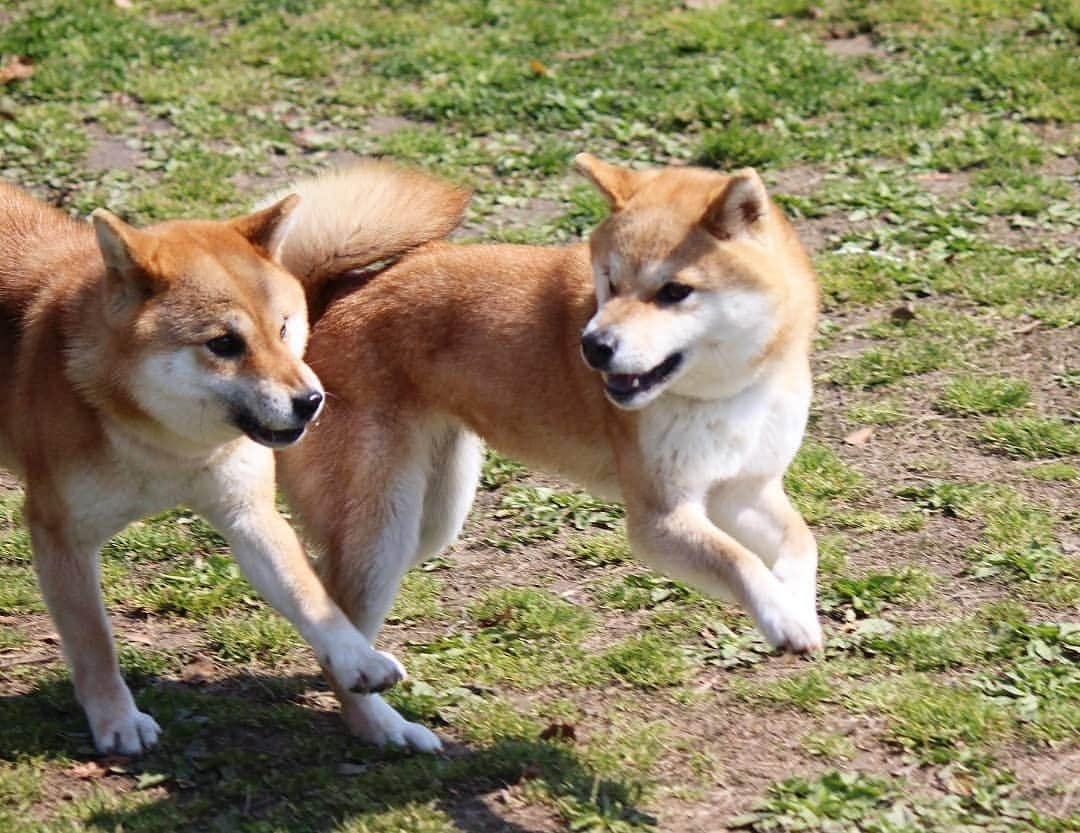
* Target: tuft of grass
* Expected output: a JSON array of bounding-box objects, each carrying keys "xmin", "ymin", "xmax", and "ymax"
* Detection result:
[
  {"xmin": 974, "ymin": 621, "xmax": 1080, "ymax": 743},
  {"xmin": 480, "ymin": 449, "xmax": 526, "ymax": 490},
  {"xmin": 470, "ymin": 586, "xmax": 594, "ymax": 644},
  {"xmin": 935, "ymin": 375, "xmax": 1031, "ymax": 416},
  {"xmin": 799, "ymin": 732, "xmax": 855, "ymax": 762},
  {"xmin": 410, "ymin": 587, "xmax": 595, "ymax": 690},
  {"xmin": 565, "ymin": 532, "xmax": 632, "ymax": 567},
  {"xmin": 599, "ymin": 572, "xmax": 696, "ymax": 611},
  {"xmin": 855, "ymin": 677, "xmax": 1012, "ymax": 762},
  {"xmin": 827, "ymin": 340, "xmax": 952, "ymax": 388},
  {"xmin": 821, "ymin": 567, "xmax": 936, "ymax": 618},
  {"xmin": 204, "ymin": 609, "xmax": 302, "ymax": 665},
  {"xmin": 597, "ymin": 632, "xmax": 695, "ymax": 690},
  {"xmin": 1026, "ymin": 462, "xmax": 1077, "ymax": 482},
  {"xmin": 858, "ymin": 621, "xmax": 987, "ymax": 671},
  {"xmin": 977, "ymin": 417, "xmax": 1080, "ymax": 459},
  {"xmin": 0, "ymin": 566, "xmax": 42, "ymax": 614},
  {"xmin": 730, "ymin": 765, "xmax": 1067, "ymax": 833},
  {"xmin": 785, "ymin": 441, "xmax": 867, "ymax": 522},
  {"xmin": 0, "ymin": 624, "xmax": 29, "ymax": 653},
  {"xmin": 898, "ymin": 481, "xmax": 1073, "ymax": 592},
  {"xmin": 385, "ymin": 572, "xmax": 444, "ymax": 625},
  {"xmin": 487, "ymin": 485, "xmax": 623, "ymax": 549},
  {"xmin": 135, "ymin": 552, "xmax": 260, "ymax": 619},
  {"xmin": 846, "ymin": 398, "xmax": 910, "ymax": 426},
  {"xmin": 730, "ymin": 669, "xmax": 834, "ymax": 714}
]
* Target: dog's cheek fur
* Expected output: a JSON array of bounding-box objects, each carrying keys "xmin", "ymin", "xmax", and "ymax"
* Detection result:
[{"xmin": 128, "ymin": 350, "xmax": 239, "ymax": 446}]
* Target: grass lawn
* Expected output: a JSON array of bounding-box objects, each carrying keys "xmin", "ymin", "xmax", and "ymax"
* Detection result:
[{"xmin": 1, "ymin": 1, "xmax": 1077, "ymax": 830}]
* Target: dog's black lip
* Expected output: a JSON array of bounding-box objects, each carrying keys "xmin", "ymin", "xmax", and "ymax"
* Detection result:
[
  {"xmin": 604, "ymin": 352, "xmax": 684, "ymax": 402},
  {"xmin": 233, "ymin": 411, "xmax": 305, "ymax": 448}
]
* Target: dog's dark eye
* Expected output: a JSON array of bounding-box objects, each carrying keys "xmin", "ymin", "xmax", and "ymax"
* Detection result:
[
  {"xmin": 608, "ymin": 279, "xmax": 617, "ymax": 297},
  {"xmin": 280, "ymin": 321, "xmax": 288, "ymax": 340},
  {"xmin": 206, "ymin": 333, "xmax": 245, "ymax": 358},
  {"xmin": 655, "ymin": 282, "xmax": 694, "ymax": 305}
]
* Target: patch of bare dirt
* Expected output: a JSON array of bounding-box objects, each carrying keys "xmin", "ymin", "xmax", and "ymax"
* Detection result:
[
  {"xmin": 367, "ymin": 114, "xmax": 421, "ymax": 136},
  {"xmin": 823, "ymin": 34, "xmax": 884, "ymax": 58},
  {"xmin": 982, "ymin": 214, "xmax": 1079, "ymax": 250},
  {"xmin": 459, "ymin": 198, "xmax": 567, "ymax": 239},
  {"xmin": 792, "ymin": 213, "xmax": 851, "ymax": 253},
  {"xmin": 768, "ymin": 163, "xmax": 830, "ymax": 198},
  {"xmin": 916, "ymin": 170, "xmax": 971, "ymax": 198},
  {"xmin": 84, "ymin": 124, "xmax": 141, "ymax": 173}
]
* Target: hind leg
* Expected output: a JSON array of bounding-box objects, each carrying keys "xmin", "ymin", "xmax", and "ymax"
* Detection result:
[
  {"xmin": 281, "ymin": 422, "xmax": 478, "ymax": 751},
  {"xmin": 415, "ymin": 429, "xmax": 482, "ymax": 567},
  {"xmin": 327, "ymin": 428, "xmax": 480, "ymax": 752}
]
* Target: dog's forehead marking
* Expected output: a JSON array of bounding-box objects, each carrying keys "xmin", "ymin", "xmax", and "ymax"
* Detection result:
[{"xmin": 639, "ymin": 260, "xmax": 668, "ymax": 286}]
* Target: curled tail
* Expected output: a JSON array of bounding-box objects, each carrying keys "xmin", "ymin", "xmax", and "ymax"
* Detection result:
[{"xmin": 267, "ymin": 159, "xmax": 471, "ymax": 298}]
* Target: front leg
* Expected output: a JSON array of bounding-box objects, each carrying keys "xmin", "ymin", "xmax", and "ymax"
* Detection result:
[
  {"xmin": 29, "ymin": 520, "xmax": 160, "ymax": 755},
  {"xmin": 708, "ymin": 478, "xmax": 819, "ymax": 619},
  {"xmin": 627, "ymin": 499, "xmax": 822, "ymax": 653},
  {"xmin": 194, "ymin": 455, "xmax": 404, "ymax": 696}
]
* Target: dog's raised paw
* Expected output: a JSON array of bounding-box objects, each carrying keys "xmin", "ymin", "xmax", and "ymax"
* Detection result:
[
  {"xmin": 346, "ymin": 649, "xmax": 406, "ymax": 694},
  {"xmin": 93, "ymin": 710, "xmax": 162, "ymax": 757},
  {"xmin": 752, "ymin": 597, "xmax": 824, "ymax": 655}
]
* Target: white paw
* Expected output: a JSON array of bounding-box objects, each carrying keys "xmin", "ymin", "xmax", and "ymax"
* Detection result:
[
  {"xmin": 90, "ymin": 707, "xmax": 161, "ymax": 756},
  {"xmin": 750, "ymin": 592, "xmax": 823, "ymax": 655},
  {"xmin": 322, "ymin": 635, "xmax": 406, "ymax": 694},
  {"xmin": 342, "ymin": 693, "xmax": 443, "ymax": 753}
]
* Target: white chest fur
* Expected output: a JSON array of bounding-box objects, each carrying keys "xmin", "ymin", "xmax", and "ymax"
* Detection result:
[
  {"xmin": 640, "ymin": 371, "xmax": 810, "ymax": 501},
  {"xmin": 61, "ymin": 429, "xmax": 269, "ymax": 550}
]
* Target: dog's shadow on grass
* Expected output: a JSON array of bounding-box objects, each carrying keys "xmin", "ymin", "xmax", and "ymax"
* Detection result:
[{"xmin": 0, "ymin": 670, "xmax": 653, "ymax": 832}]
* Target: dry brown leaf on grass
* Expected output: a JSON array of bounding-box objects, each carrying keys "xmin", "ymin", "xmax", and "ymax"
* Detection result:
[
  {"xmin": 538, "ymin": 722, "xmax": 577, "ymax": 742},
  {"xmin": 69, "ymin": 761, "xmax": 109, "ymax": 780},
  {"xmin": 844, "ymin": 427, "xmax": 875, "ymax": 446},
  {"xmin": 477, "ymin": 606, "xmax": 513, "ymax": 628},
  {"xmin": 0, "ymin": 56, "xmax": 34, "ymax": 85},
  {"xmin": 181, "ymin": 656, "xmax": 216, "ymax": 685},
  {"xmin": 890, "ymin": 302, "xmax": 917, "ymax": 323}
]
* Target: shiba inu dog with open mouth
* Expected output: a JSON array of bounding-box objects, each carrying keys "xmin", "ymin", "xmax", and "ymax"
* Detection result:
[
  {"xmin": 269, "ymin": 156, "xmax": 823, "ymax": 752},
  {"xmin": 0, "ymin": 183, "xmax": 407, "ymax": 756}
]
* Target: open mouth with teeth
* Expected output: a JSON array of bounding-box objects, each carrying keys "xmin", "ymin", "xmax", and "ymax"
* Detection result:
[
  {"xmin": 233, "ymin": 411, "xmax": 306, "ymax": 448},
  {"xmin": 603, "ymin": 352, "xmax": 684, "ymax": 405}
]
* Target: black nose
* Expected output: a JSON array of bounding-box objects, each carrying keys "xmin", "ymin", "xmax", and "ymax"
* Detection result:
[
  {"xmin": 581, "ymin": 332, "xmax": 616, "ymax": 371},
  {"xmin": 292, "ymin": 391, "xmax": 323, "ymax": 421}
]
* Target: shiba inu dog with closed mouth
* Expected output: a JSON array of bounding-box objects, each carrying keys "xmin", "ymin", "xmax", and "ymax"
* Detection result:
[
  {"xmin": 268, "ymin": 156, "xmax": 823, "ymax": 752},
  {"xmin": 0, "ymin": 183, "xmax": 408, "ymax": 756}
]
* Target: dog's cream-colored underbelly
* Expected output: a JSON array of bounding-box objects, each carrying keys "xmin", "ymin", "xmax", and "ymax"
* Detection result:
[{"xmin": 485, "ymin": 433, "xmax": 621, "ymax": 503}]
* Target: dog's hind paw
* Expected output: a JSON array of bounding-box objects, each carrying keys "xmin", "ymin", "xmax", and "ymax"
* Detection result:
[
  {"xmin": 93, "ymin": 709, "xmax": 162, "ymax": 757},
  {"xmin": 343, "ymin": 693, "xmax": 443, "ymax": 753}
]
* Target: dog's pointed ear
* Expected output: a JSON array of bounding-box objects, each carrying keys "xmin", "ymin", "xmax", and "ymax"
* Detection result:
[
  {"xmin": 231, "ymin": 194, "xmax": 300, "ymax": 262},
  {"xmin": 92, "ymin": 208, "xmax": 160, "ymax": 284},
  {"xmin": 574, "ymin": 153, "xmax": 638, "ymax": 211},
  {"xmin": 701, "ymin": 168, "xmax": 769, "ymax": 241},
  {"xmin": 93, "ymin": 209, "xmax": 163, "ymax": 320}
]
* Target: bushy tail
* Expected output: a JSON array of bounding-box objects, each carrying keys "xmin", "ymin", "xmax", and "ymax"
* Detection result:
[{"xmin": 267, "ymin": 159, "xmax": 471, "ymax": 297}]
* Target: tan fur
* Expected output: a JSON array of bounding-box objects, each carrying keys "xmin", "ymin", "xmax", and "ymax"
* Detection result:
[
  {"xmin": 265, "ymin": 158, "xmax": 471, "ymax": 312},
  {"xmin": 273, "ymin": 158, "xmax": 823, "ymax": 750},
  {"xmin": 0, "ymin": 182, "xmax": 406, "ymax": 756}
]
